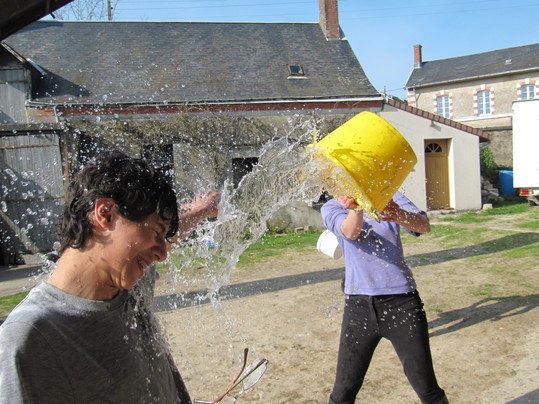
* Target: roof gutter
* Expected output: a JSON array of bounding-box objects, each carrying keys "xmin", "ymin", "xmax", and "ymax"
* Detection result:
[{"xmin": 26, "ymin": 96, "xmax": 385, "ymax": 109}]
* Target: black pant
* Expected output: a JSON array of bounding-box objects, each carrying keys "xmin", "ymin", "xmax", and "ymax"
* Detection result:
[{"xmin": 329, "ymin": 291, "xmax": 446, "ymax": 404}]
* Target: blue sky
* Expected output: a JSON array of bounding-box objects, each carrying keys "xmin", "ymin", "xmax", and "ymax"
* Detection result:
[{"xmin": 59, "ymin": 0, "xmax": 539, "ymax": 99}]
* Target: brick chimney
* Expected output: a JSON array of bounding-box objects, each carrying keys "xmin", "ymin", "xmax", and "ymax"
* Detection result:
[
  {"xmin": 319, "ymin": 0, "xmax": 340, "ymax": 40},
  {"xmin": 414, "ymin": 44, "xmax": 423, "ymax": 68}
]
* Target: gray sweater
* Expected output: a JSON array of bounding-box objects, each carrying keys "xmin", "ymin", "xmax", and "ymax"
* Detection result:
[{"xmin": 0, "ymin": 275, "xmax": 190, "ymax": 403}]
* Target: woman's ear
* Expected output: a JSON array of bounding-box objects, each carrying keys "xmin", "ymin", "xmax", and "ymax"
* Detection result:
[{"xmin": 93, "ymin": 198, "xmax": 116, "ymax": 229}]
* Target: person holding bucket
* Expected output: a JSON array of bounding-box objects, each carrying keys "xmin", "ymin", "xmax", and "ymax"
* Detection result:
[{"xmin": 321, "ymin": 192, "xmax": 448, "ymax": 404}]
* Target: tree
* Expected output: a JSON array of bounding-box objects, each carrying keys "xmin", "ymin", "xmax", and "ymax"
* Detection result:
[{"xmin": 54, "ymin": 0, "xmax": 120, "ymax": 21}]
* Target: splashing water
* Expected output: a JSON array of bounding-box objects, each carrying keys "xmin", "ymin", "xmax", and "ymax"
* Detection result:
[
  {"xmin": 161, "ymin": 113, "xmax": 398, "ymax": 306},
  {"xmin": 165, "ymin": 132, "xmax": 350, "ymax": 303}
]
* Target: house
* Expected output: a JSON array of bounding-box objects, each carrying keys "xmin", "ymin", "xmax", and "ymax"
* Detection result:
[
  {"xmin": 0, "ymin": 0, "xmax": 488, "ymax": 264},
  {"xmin": 379, "ymin": 98, "xmax": 490, "ymax": 212},
  {"xmin": 0, "ymin": 0, "xmax": 384, "ymax": 263},
  {"xmin": 406, "ymin": 43, "xmax": 539, "ymax": 167}
]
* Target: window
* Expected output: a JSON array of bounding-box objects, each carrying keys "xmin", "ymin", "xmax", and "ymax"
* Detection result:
[
  {"xmin": 425, "ymin": 143, "xmax": 443, "ymax": 153},
  {"xmin": 232, "ymin": 157, "xmax": 258, "ymax": 188},
  {"xmin": 288, "ymin": 65, "xmax": 305, "ymax": 78},
  {"xmin": 477, "ymin": 90, "xmax": 491, "ymax": 115},
  {"xmin": 436, "ymin": 95, "xmax": 450, "ymax": 118},
  {"xmin": 521, "ymin": 84, "xmax": 535, "ymax": 100}
]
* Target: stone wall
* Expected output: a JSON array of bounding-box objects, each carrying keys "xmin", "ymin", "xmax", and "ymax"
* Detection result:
[{"xmin": 487, "ymin": 127, "xmax": 513, "ymax": 168}]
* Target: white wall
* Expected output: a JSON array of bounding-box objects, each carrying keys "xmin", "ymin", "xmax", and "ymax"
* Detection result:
[{"xmin": 378, "ymin": 105, "xmax": 482, "ymax": 212}]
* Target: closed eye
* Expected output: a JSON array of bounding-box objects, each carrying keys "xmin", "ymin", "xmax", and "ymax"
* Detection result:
[{"xmin": 153, "ymin": 224, "xmax": 169, "ymax": 241}]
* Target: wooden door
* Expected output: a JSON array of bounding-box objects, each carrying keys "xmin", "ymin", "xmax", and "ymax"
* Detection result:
[
  {"xmin": 0, "ymin": 132, "xmax": 64, "ymax": 261},
  {"xmin": 424, "ymin": 139, "xmax": 450, "ymax": 210}
]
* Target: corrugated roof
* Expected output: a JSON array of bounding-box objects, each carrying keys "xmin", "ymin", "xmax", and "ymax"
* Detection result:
[
  {"xmin": 3, "ymin": 21, "xmax": 379, "ymax": 105},
  {"xmin": 406, "ymin": 43, "xmax": 539, "ymax": 88}
]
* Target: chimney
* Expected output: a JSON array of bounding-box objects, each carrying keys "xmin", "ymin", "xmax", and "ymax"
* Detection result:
[
  {"xmin": 319, "ymin": 0, "xmax": 340, "ymax": 40},
  {"xmin": 414, "ymin": 44, "xmax": 423, "ymax": 68}
]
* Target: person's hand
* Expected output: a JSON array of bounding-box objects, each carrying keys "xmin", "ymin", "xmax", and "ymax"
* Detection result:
[
  {"xmin": 380, "ymin": 199, "xmax": 431, "ymax": 233},
  {"xmin": 380, "ymin": 199, "xmax": 401, "ymax": 222},
  {"xmin": 180, "ymin": 192, "xmax": 221, "ymax": 219},
  {"xmin": 338, "ymin": 195, "xmax": 359, "ymax": 210}
]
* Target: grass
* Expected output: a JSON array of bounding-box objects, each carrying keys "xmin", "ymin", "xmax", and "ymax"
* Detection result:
[
  {"xmin": 503, "ymin": 243, "xmax": 539, "ymax": 258},
  {"xmin": 238, "ymin": 230, "xmax": 321, "ymax": 266},
  {"xmin": 439, "ymin": 197, "xmax": 534, "ymax": 224},
  {"xmin": 1, "ymin": 201, "xmax": 537, "ymax": 320},
  {"xmin": 472, "ymin": 283, "xmax": 497, "ymax": 298},
  {"xmin": 156, "ymin": 229, "xmax": 323, "ymax": 275},
  {"xmin": 517, "ymin": 220, "xmax": 539, "ymax": 231},
  {"xmin": 424, "ymin": 200, "xmax": 539, "ymax": 299},
  {"xmin": 0, "ymin": 291, "xmax": 28, "ymax": 322},
  {"xmin": 404, "ymin": 224, "xmax": 493, "ymax": 250}
]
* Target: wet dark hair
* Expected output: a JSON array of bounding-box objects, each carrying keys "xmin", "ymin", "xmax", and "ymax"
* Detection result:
[{"xmin": 58, "ymin": 150, "xmax": 179, "ymax": 254}]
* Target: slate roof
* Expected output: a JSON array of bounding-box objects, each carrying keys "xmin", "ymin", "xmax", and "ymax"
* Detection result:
[
  {"xmin": 3, "ymin": 21, "xmax": 379, "ymax": 105},
  {"xmin": 406, "ymin": 43, "xmax": 539, "ymax": 89}
]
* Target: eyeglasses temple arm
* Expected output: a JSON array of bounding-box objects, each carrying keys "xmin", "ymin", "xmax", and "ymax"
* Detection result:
[
  {"xmin": 194, "ymin": 349, "xmax": 252, "ymax": 404},
  {"xmin": 232, "ymin": 347, "xmax": 249, "ymax": 385}
]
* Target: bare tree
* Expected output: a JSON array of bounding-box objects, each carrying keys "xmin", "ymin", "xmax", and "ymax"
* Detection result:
[{"xmin": 54, "ymin": 0, "xmax": 120, "ymax": 21}]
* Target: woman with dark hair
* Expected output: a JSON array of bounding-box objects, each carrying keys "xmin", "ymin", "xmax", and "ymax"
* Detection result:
[{"xmin": 0, "ymin": 151, "xmax": 220, "ymax": 403}]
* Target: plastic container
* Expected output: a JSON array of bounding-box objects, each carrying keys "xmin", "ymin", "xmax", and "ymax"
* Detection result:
[
  {"xmin": 316, "ymin": 230, "xmax": 342, "ymax": 259},
  {"xmin": 499, "ymin": 170, "xmax": 516, "ymax": 195},
  {"xmin": 311, "ymin": 111, "xmax": 417, "ymax": 216}
]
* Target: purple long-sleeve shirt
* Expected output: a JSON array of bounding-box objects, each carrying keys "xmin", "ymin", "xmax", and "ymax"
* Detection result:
[{"xmin": 321, "ymin": 192, "xmax": 424, "ymax": 296}]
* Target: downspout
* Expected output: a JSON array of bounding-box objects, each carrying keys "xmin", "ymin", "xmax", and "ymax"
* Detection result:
[{"xmin": 53, "ymin": 104, "xmax": 60, "ymax": 123}]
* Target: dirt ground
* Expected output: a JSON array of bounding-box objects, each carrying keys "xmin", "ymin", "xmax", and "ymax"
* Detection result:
[
  {"xmin": 1, "ymin": 212, "xmax": 537, "ymax": 403},
  {"xmin": 155, "ymin": 213, "xmax": 539, "ymax": 404}
]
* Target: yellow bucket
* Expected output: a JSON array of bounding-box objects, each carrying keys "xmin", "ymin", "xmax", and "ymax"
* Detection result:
[{"xmin": 311, "ymin": 111, "xmax": 417, "ymax": 216}]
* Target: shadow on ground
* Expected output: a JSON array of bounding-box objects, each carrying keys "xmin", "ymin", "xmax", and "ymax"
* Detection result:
[
  {"xmin": 506, "ymin": 389, "xmax": 539, "ymax": 404},
  {"xmin": 407, "ymin": 232, "xmax": 539, "ymax": 267},
  {"xmin": 428, "ymin": 294, "xmax": 539, "ymax": 337},
  {"xmin": 153, "ymin": 232, "xmax": 539, "ymax": 316},
  {"xmin": 153, "ymin": 267, "xmax": 345, "ymax": 312}
]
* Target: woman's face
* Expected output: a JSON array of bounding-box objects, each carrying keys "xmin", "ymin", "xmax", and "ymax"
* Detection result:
[{"xmin": 105, "ymin": 211, "xmax": 170, "ymax": 291}]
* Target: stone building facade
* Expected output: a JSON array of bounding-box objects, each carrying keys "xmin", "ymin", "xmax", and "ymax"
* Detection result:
[{"xmin": 406, "ymin": 43, "xmax": 539, "ymax": 167}]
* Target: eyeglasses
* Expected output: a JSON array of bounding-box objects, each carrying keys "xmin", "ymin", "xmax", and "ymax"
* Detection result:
[{"xmin": 194, "ymin": 348, "xmax": 269, "ymax": 404}]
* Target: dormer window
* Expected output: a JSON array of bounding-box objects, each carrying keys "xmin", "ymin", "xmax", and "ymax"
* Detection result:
[{"xmin": 288, "ymin": 64, "xmax": 306, "ymax": 78}]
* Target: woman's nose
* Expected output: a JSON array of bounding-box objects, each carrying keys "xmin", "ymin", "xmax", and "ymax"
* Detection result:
[{"xmin": 153, "ymin": 240, "xmax": 167, "ymax": 262}]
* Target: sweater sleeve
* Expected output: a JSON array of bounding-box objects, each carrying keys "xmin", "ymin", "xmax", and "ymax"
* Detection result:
[{"xmin": 320, "ymin": 199, "xmax": 348, "ymax": 237}]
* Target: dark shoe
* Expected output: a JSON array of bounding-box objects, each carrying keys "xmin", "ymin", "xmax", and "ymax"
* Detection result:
[{"xmin": 434, "ymin": 395, "xmax": 449, "ymax": 404}]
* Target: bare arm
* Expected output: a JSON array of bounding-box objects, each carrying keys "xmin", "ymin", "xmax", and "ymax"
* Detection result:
[
  {"xmin": 380, "ymin": 200, "xmax": 431, "ymax": 234},
  {"xmin": 338, "ymin": 196, "xmax": 364, "ymax": 240},
  {"xmin": 173, "ymin": 192, "xmax": 221, "ymax": 241}
]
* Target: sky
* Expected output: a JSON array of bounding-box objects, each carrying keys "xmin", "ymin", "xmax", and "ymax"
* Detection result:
[{"xmin": 53, "ymin": 0, "xmax": 539, "ymax": 100}]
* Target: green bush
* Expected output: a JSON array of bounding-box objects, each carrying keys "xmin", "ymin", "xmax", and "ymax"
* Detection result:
[{"xmin": 480, "ymin": 145, "xmax": 497, "ymax": 177}]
